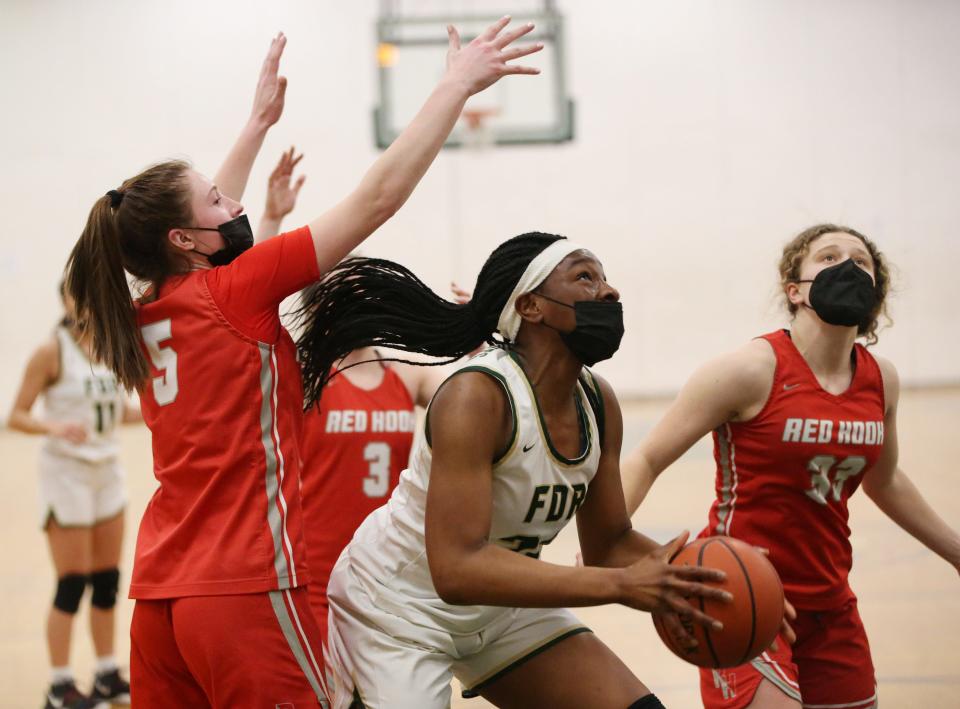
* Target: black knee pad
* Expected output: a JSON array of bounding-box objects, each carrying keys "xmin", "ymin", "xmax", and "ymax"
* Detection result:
[
  {"xmin": 53, "ymin": 573, "xmax": 88, "ymax": 614},
  {"xmin": 90, "ymin": 568, "xmax": 120, "ymax": 609},
  {"xmin": 628, "ymin": 695, "xmax": 666, "ymax": 709}
]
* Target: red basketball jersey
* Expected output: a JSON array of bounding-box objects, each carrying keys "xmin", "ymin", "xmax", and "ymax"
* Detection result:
[
  {"xmin": 703, "ymin": 329, "xmax": 886, "ymax": 610},
  {"xmin": 131, "ymin": 227, "xmax": 319, "ymax": 599},
  {"xmin": 299, "ymin": 363, "xmax": 415, "ymax": 601}
]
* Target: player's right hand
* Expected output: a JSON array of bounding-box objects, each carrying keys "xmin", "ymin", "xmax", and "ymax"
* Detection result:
[
  {"xmin": 616, "ymin": 531, "xmax": 731, "ymax": 636},
  {"xmin": 444, "ymin": 17, "xmax": 542, "ymax": 96},
  {"xmin": 49, "ymin": 421, "xmax": 87, "ymax": 444},
  {"xmin": 754, "ymin": 545, "xmax": 797, "ymax": 647},
  {"xmin": 264, "ymin": 146, "xmax": 306, "ymax": 221}
]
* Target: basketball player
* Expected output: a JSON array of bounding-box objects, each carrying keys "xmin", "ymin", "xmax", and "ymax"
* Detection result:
[
  {"xmin": 62, "ymin": 21, "xmax": 542, "ymax": 708},
  {"xmin": 253, "ymin": 147, "xmax": 462, "ymax": 639},
  {"xmin": 292, "ymin": 233, "xmax": 733, "ymax": 709},
  {"xmin": 9, "ymin": 283, "xmax": 139, "ymax": 709},
  {"xmin": 300, "ymin": 337, "xmax": 458, "ymax": 641},
  {"xmin": 621, "ymin": 225, "xmax": 960, "ymax": 709}
]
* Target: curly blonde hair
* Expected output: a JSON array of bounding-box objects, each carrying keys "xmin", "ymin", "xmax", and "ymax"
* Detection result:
[{"xmin": 778, "ymin": 223, "xmax": 891, "ymax": 346}]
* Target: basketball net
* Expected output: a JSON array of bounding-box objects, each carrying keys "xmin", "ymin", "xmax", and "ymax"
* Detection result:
[{"xmin": 459, "ymin": 107, "xmax": 499, "ymax": 151}]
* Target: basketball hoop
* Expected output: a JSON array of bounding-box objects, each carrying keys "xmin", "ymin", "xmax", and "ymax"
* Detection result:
[{"xmin": 459, "ymin": 107, "xmax": 499, "ymax": 150}]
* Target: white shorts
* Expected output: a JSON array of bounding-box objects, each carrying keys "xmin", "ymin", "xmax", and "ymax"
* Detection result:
[
  {"xmin": 326, "ymin": 561, "xmax": 589, "ymax": 709},
  {"xmin": 38, "ymin": 449, "xmax": 126, "ymax": 528}
]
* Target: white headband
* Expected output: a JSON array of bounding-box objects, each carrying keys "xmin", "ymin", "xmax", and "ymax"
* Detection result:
[{"xmin": 496, "ymin": 239, "xmax": 588, "ymax": 342}]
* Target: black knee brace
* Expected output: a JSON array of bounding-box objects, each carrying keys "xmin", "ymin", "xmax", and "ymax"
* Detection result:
[
  {"xmin": 628, "ymin": 695, "xmax": 666, "ymax": 709},
  {"xmin": 53, "ymin": 573, "xmax": 88, "ymax": 614},
  {"xmin": 90, "ymin": 568, "xmax": 120, "ymax": 609}
]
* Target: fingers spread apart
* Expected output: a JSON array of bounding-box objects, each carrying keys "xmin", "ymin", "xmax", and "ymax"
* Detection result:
[{"xmin": 666, "ymin": 593, "xmax": 724, "ymax": 632}]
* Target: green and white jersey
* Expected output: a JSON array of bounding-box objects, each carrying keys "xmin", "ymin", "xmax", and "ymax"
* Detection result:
[
  {"xmin": 344, "ymin": 347, "xmax": 603, "ymax": 635},
  {"xmin": 43, "ymin": 327, "xmax": 124, "ymax": 463}
]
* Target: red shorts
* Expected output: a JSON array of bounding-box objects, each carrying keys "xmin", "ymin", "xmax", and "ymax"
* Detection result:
[
  {"xmin": 307, "ymin": 582, "xmax": 330, "ymax": 650},
  {"xmin": 131, "ymin": 587, "xmax": 330, "ymax": 708},
  {"xmin": 700, "ymin": 598, "xmax": 876, "ymax": 709}
]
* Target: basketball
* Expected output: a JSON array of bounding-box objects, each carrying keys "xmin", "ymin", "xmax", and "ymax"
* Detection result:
[{"xmin": 653, "ymin": 536, "xmax": 784, "ymax": 669}]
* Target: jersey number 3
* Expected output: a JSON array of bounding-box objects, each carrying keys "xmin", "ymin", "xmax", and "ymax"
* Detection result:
[
  {"xmin": 363, "ymin": 442, "xmax": 391, "ymax": 498},
  {"xmin": 141, "ymin": 320, "xmax": 179, "ymax": 406}
]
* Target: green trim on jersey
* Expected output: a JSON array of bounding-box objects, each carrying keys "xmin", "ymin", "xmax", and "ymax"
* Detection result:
[
  {"xmin": 424, "ymin": 365, "xmax": 519, "ymax": 466},
  {"xmin": 466, "ymin": 626, "xmax": 592, "ymax": 693},
  {"xmin": 578, "ymin": 367, "xmax": 605, "ymax": 442},
  {"xmin": 505, "ymin": 351, "xmax": 593, "ymax": 467},
  {"xmin": 54, "ymin": 328, "xmax": 65, "ymax": 386}
]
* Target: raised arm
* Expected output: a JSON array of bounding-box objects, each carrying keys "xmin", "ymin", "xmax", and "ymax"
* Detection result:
[
  {"xmin": 861, "ymin": 357, "xmax": 960, "ymax": 574},
  {"xmin": 255, "ymin": 146, "xmax": 305, "ymax": 242},
  {"xmin": 621, "ymin": 340, "xmax": 775, "ymax": 516},
  {"xmin": 306, "ymin": 17, "xmax": 542, "ymax": 274},
  {"xmin": 423, "ymin": 372, "xmax": 728, "ymax": 629},
  {"xmin": 214, "ymin": 33, "xmax": 289, "ymax": 202}
]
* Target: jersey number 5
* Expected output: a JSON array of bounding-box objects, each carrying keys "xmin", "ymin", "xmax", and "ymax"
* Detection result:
[
  {"xmin": 363, "ymin": 442, "xmax": 391, "ymax": 498},
  {"xmin": 141, "ymin": 320, "xmax": 179, "ymax": 406},
  {"xmin": 805, "ymin": 455, "xmax": 867, "ymax": 505}
]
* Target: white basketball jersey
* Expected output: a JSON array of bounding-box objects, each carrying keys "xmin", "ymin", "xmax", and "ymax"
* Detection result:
[
  {"xmin": 43, "ymin": 327, "xmax": 124, "ymax": 463},
  {"xmin": 344, "ymin": 347, "xmax": 603, "ymax": 634}
]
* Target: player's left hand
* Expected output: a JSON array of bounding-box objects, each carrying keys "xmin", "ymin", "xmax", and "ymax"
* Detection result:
[
  {"xmin": 264, "ymin": 146, "xmax": 306, "ymax": 220},
  {"xmin": 444, "ymin": 17, "xmax": 542, "ymax": 97},
  {"xmin": 250, "ymin": 32, "xmax": 288, "ymax": 129}
]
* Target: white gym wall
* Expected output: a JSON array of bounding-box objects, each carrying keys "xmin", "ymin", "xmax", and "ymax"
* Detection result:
[{"xmin": 1, "ymin": 0, "xmax": 958, "ymax": 412}]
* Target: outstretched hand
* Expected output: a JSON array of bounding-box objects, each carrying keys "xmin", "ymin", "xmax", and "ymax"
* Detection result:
[
  {"xmin": 250, "ymin": 32, "xmax": 288, "ymax": 128},
  {"xmin": 264, "ymin": 146, "xmax": 306, "ymax": 221},
  {"xmin": 445, "ymin": 16, "xmax": 543, "ymax": 96},
  {"xmin": 619, "ymin": 531, "xmax": 731, "ymax": 649}
]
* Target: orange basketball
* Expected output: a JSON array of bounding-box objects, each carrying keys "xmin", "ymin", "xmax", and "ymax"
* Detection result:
[{"xmin": 652, "ymin": 535, "xmax": 784, "ymax": 668}]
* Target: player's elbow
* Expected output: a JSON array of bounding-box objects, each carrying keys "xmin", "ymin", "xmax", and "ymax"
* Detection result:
[{"xmin": 428, "ymin": 555, "xmax": 474, "ymax": 605}]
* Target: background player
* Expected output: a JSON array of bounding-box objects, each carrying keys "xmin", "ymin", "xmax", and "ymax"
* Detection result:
[
  {"xmin": 294, "ymin": 232, "xmax": 732, "ymax": 708},
  {"xmin": 254, "ymin": 146, "xmax": 472, "ymax": 639},
  {"xmin": 8, "ymin": 282, "xmax": 140, "ymax": 709},
  {"xmin": 62, "ymin": 22, "xmax": 542, "ymax": 708},
  {"xmin": 621, "ymin": 224, "xmax": 960, "ymax": 708},
  {"xmin": 299, "ymin": 328, "xmax": 465, "ymax": 641}
]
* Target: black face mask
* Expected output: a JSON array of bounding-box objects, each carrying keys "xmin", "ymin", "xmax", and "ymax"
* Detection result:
[
  {"xmin": 184, "ymin": 214, "xmax": 254, "ymax": 266},
  {"xmin": 536, "ymin": 294, "xmax": 625, "ymax": 366},
  {"xmin": 796, "ymin": 259, "xmax": 877, "ymax": 328}
]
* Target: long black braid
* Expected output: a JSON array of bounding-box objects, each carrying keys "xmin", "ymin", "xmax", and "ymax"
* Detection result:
[{"xmin": 292, "ymin": 231, "xmax": 566, "ymax": 408}]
